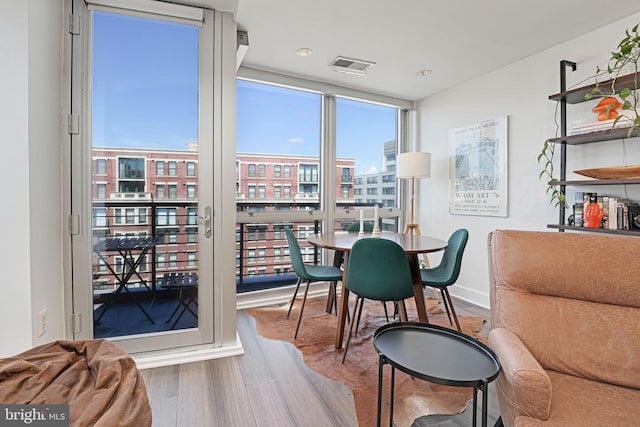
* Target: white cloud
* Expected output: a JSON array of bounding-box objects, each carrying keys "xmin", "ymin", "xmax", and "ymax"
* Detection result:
[
  {"xmin": 287, "ymin": 137, "xmax": 304, "ymax": 144},
  {"xmin": 360, "ymin": 165, "xmax": 379, "ymax": 175}
]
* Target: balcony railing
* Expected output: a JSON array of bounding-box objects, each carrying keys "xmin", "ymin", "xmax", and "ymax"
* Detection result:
[
  {"xmin": 235, "ymin": 220, "xmax": 321, "ymax": 293},
  {"xmin": 91, "ymin": 199, "xmax": 332, "ymax": 297},
  {"xmin": 93, "ymin": 197, "xmax": 402, "ymax": 299}
]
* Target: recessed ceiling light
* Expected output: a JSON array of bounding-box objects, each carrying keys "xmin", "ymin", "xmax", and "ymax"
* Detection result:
[
  {"xmin": 416, "ymin": 69, "xmax": 432, "ymax": 77},
  {"xmin": 296, "ymin": 48, "xmax": 313, "ymax": 57}
]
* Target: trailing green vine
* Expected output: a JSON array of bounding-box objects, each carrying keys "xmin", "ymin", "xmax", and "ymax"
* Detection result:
[{"xmin": 538, "ymin": 103, "xmax": 567, "ymax": 208}]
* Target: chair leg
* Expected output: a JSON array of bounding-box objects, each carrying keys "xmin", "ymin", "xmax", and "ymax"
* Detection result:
[
  {"xmin": 331, "ymin": 281, "xmax": 338, "ymax": 315},
  {"xmin": 395, "ymin": 300, "xmax": 408, "ymax": 322},
  {"xmin": 287, "ymin": 277, "xmax": 302, "ymax": 318},
  {"xmin": 355, "ymin": 296, "xmax": 365, "ymax": 335},
  {"xmin": 342, "ymin": 296, "xmax": 362, "ymax": 363},
  {"xmin": 442, "ymin": 288, "xmax": 461, "ymax": 332},
  {"xmin": 294, "ymin": 280, "xmax": 311, "ymax": 339},
  {"xmin": 382, "ymin": 301, "xmax": 389, "ymax": 322},
  {"xmin": 440, "ymin": 288, "xmax": 453, "ymax": 326}
]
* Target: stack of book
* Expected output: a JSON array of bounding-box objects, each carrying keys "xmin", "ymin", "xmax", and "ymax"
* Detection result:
[
  {"xmin": 572, "ymin": 191, "xmax": 639, "ymax": 230},
  {"xmin": 570, "ymin": 117, "xmax": 632, "ymax": 136}
]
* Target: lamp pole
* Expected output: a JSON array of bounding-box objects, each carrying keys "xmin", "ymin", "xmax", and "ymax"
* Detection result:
[{"xmin": 404, "ymin": 175, "xmax": 420, "ymax": 232}]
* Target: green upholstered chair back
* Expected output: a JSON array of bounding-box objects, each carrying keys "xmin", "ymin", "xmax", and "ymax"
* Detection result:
[
  {"xmin": 345, "ymin": 238, "xmax": 414, "ymax": 302},
  {"xmin": 433, "ymin": 228, "xmax": 469, "ymax": 286},
  {"xmin": 284, "ymin": 226, "xmax": 310, "ymax": 280},
  {"xmin": 346, "ymin": 221, "xmax": 375, "ymax": 232}
]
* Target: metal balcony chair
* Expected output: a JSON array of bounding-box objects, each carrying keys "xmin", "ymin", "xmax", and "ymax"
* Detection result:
[
  {"xmin": 342, "ymin": 238, "xmax": 414, "ymax": 363},
  {"xmin": 420, "ymin": 228, "xmax": 469, "ymax": 332},
  {"xmin": 284, "ymin": 226, "xmax": 343, "ymax": 339},
  {"xmin": 161, "ymin": 272, "xmax": 198, "ymax": 329}
]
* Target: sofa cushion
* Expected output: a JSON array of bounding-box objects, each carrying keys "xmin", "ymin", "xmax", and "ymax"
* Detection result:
[{"xmin": 514, "ymin": 370, "xmax": 640, "ymax": 427}]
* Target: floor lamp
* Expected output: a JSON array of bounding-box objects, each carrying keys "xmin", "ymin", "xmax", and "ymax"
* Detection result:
[{"xmin": 396, "ymin": 151, "xmax": 432, "ymax": 236}]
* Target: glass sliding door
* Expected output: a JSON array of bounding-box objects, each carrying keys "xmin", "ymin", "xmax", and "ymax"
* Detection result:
[{"xmin": 70, "ymin": 0, "xmax": 215, "ymax": 353}]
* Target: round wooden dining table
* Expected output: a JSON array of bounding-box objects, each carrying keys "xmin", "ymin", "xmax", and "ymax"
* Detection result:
[{"xmin": 307, "ymin": 231, "xmax": 448, "ymax": 349}]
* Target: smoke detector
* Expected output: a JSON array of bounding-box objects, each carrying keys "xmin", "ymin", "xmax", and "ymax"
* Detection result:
[{"xmin": 329, "ymin": 56, "xmax": 376, "ymax": 76}]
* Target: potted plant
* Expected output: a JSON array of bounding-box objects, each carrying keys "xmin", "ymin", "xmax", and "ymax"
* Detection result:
[{"xmin": 539, "ymin": 23, "xmax": 640, "ymax": 207}]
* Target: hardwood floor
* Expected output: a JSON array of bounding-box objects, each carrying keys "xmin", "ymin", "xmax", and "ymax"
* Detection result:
[{"xmin": 141, "ymin": 296, "xmax": 498, "ymax": 427}]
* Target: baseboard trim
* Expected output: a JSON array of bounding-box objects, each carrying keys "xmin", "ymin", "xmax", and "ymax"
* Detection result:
[
  {"xmin": 449, "ymin": 285, "xmax": 490, "ymax": 310},
  {"xmin": 236, "ymin": 282, "xmax": 333, "ymax": 310},
  {"xmin": 133, "ymin": 332, "xmax": 245, "ymax": 370}
]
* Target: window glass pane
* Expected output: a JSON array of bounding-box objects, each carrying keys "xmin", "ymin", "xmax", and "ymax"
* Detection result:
[
  {"xmin": 336, "ymin": 98, "xmax": 398, "ymax": 230},
  {"xmin": 168, "ymin": 184, "xmax": 177, "ymax": 199},
  {"xmin": 168, "ymin": 161, "xmax": 177, "ymax": 176},
  {"xmin": 237, "ymin": 80, "xmax": 321, "ymax": 212},
  {"xmin": 187, "ymin": 208, "xmax": 197, "ymax": 225},
  {"xmin": 90, "ymin": 10, "xmax": 201, "ymax": 338},
  {"xmin": 96, "ymin": 159, "xmax": 107, "ymax": 175},
  {"xmin": 187, "ymin": 161, "xmax": 195, "ymax": 176},
  {"xmin": 97, "ymin": 184, "xmax": 107, "ymax": 199}
]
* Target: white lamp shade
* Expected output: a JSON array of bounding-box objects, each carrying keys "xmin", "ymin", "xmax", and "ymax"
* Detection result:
[{"xmin": 396, "ymin": 151, "xmax": 431, "ymax": 178}]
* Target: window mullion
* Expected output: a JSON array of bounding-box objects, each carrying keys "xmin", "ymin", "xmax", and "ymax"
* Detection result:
[{"xmin": 322, "ymin": 94, "xmax": 337, "ymax": 233}]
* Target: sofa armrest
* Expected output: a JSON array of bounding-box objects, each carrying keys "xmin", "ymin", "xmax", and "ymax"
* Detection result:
[{"xmin": 489, "ymin": 328, "xmax": 552, "ymax": 422}]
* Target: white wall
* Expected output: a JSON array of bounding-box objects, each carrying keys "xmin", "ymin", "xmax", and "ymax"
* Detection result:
[
  {"xmin": 28, "ymin": 0, "xmax": 65, "ymax": 348},
  {"xmin": 0, "ymin": 0, "xmax": 64, "ymax": 357},
  {"xmin": 0, "ymin": 0, "xmax": 33, "ymax": 357},
  {"xmin": 417, "ymin": 12, "xmax": 640, "ymax": 308}
]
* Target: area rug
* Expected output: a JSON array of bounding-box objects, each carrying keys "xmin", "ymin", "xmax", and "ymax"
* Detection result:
[{"xmin": 246, "ymin": 295, "xmax": 487, "ymax": 427}]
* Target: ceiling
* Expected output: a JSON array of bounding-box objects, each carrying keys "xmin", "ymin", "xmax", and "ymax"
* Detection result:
[{"xmin": 197, "ymin": 0, "xmax": 640, "ymax": 101}]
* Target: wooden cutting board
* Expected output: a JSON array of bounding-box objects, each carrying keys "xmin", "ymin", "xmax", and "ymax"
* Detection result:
[{"xmin": 574, "ymin": 165, "xmax": 640, "ymax": 179}]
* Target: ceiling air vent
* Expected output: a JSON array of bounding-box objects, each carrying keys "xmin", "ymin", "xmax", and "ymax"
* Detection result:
[{"xmin": 329, "ymin": 56, "xmax": 376, "ymax": 76}]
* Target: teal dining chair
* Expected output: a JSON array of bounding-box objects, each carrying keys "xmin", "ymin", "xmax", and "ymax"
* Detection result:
[
  {"xmin": 346, "ymin": 220, "xmax": 389, "ymax": 320},
  {"xmin": 420, "ymin": 228, "xmax": 469, "ymax": 332},
  {"xmin": 346, "ymin": 221, "xmax": 374, "ymax": 232},
  {"xmin": 284, "ymin": 226, "xmax": 343, "ymax": 339},
  {"xmin": 342, "ymin": 238, "xmax": 415, "ymax": 363}
]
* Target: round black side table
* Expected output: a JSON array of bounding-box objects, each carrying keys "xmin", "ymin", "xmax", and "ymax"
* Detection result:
[{"xmin": 373, "ymin": 322, "xmax": 501, "ymax": 427}]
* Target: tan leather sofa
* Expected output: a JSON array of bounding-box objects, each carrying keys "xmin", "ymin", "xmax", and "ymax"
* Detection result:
[{"xmin": 487, "ymin": 229, "xmax": 640, "ymax": 427}]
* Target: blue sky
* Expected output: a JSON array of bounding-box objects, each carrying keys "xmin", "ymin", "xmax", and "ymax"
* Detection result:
[
  {"xmin": 92, "ymin": 12, "xmax": 199, "ymax": 150},
  {"xmin": 92, "ymin": 11, "xmax": 397, "ymax": 175}
]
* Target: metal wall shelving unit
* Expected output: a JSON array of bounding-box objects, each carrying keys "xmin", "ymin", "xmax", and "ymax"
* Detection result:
[{"xmin": 547, "ymin": 61, "xmax": 640, "ymax": 236}]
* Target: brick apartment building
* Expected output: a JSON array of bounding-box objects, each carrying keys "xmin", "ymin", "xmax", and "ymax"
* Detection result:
[{"xmin": 91, "ymin": 145, "xmax": 367, "ymax": 292}]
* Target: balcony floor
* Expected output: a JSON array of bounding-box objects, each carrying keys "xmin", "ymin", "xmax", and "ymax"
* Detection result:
[{"xmin": 94, "ymin": 293, "xmax": 197, "ymax": 338}]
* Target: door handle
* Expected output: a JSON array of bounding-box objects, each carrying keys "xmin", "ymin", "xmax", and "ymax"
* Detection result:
[{"xmin": 199, "ymin": 206, "xmax": 212, "ymax": 238}]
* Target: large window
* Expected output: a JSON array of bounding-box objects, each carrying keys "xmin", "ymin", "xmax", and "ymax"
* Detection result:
[
  {"xmin": 336, "ymin": 97, "xmax": 398, "ymax": 227},
  {"xmin": 235, "ymin": 78, "xmax": 404, "ymax": 290},
  {"xmin": 236, "ymin": 80, "xmax": 321, "ymax": 212}
]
